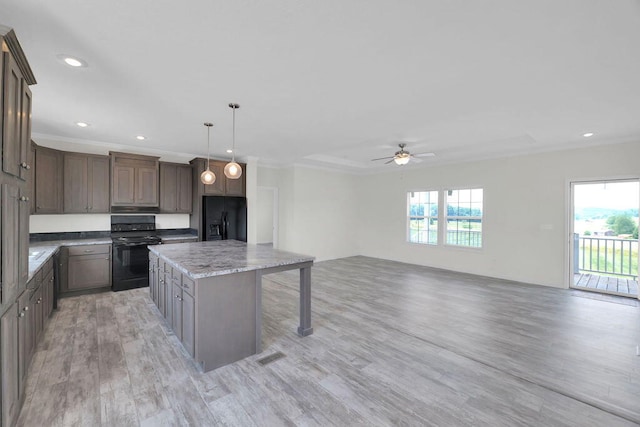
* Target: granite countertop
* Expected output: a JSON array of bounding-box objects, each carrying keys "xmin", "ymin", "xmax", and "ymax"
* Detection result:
[
  {"xmin": 149, "ymin": 240, "xmax": 315, "ymax": 279},
  {"xmin": 27, "ymin": 245, "xmax": 59, "ymax": 281},
  {"xmin": 28, "ymin": 238, "xmax": 112, "ymax": 281},
  {"xmin": 30, "ymin": 238, "xmax": 112, "ymax": 248},
  {"xmin": 160, "ymin": 234, "xmax": 198, "ymax": 242}
]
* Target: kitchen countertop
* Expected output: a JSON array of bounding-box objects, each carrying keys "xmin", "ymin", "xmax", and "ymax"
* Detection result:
[
  {"xmin": 27, "ymin": 245, "xmax": 59, "ymax": 281},
  {"xmin": 149, "ymin": 240, "xmax": 315, "ymax": 279},
  {"xmin": 159, "ymin": 234, "xmax": 198, "ymax": 242},
  {"xmin": 28, "ymin": 238, "xmax": 112, "ymax": 281}
]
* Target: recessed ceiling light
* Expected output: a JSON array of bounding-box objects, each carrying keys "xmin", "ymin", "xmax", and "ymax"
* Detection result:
[
  {"xmin": 226, "ymin": 149, "xmax": 233, "ymax": 153},
  {"xmin": 57, "ymin": 54, "xmax": 88, "ymax": 68},
  {"xmin": 583, "ymin": 132, "xmax": 594, "ymax": 137},
  {"xmin": 136, "ymin": 135, "xmax": 146, "ymax": 140},
  {"xmin": 76, "ymin": 122, "xmax": 89, "ymax": 127}
]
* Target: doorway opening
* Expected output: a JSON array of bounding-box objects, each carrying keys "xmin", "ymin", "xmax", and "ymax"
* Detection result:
[{"xmin": 571, "ymin": 179, "xmax": 639, "ymax": 298}]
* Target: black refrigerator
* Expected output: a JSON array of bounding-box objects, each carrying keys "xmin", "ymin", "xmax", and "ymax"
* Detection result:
[{"xmin": 203, "ymin": 196, "xmax": 247, "ymax": 242}]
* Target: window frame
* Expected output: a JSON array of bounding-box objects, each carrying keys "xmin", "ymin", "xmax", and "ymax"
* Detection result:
[
  {"xmin": 444, "ymin": 187, "xmax": 484, "ymax": 249},
  {"xmin": 406, "ymin": 190, "xmax": 439, "ymax": 245}
]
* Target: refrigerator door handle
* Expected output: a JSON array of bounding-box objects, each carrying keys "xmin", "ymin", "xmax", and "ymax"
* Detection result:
[{"xmin": 222, "ymin": 212, "xmax": 228, "ymax": 239}]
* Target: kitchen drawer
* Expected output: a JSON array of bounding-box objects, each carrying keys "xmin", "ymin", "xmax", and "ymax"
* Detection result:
[
  {"xmin": 182, "ymin": 275, "xmax": 194, "ymax": 296},
  {"xmin": 67, "ymin": 244, "xmax": 111, "ymax": 256}
]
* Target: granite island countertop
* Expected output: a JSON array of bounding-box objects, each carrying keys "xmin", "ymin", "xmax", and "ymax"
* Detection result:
[{"xmin": 149, "ymin": 240, "xmax": 315, "ymax": 279}]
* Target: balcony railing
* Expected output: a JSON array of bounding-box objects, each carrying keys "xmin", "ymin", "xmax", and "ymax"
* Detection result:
[{"xmin": 574, "ymin": 234, "xmax": 638, "ymax": 279}]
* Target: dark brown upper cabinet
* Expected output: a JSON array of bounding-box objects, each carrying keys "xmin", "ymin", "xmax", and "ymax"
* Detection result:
[
  {"xmin": 2, "ymin": 50, "xmax": 33, "ymax": 181},
  {"xmin": 190, "ymin": 158, "xmax": 246, "ymax": 197},
  {"xmin": 63, "ymin": 152, "xmax": 110, "ymax": 213},
  {"xmin": 33, "ymin": 145, "xmax": 63, "ymax": 214},
  {"xmin": 110, "ymin": 152, "xmax": 159, "ymax": 208},
  {"xmin": 160, "ymin": 162, "xmax": 192, "ymax": 213}
]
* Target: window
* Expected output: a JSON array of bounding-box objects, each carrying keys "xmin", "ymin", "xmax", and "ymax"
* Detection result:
[
  {"xmin": 446, "ymin": 188, "xmax": 483, "ymax": 247},
  {"xmin": 408, "ymin": 191, "xmax": 438, "ymax": 244}
]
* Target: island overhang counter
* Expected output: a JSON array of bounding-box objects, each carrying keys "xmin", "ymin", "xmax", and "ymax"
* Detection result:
[{"xmin": 148, "ymin": 240, "xmax": 314, "ymax": 372}]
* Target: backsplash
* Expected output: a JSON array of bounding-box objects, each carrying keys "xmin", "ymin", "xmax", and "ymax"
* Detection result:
[
  {"xmin": 29, "ymin": 214, "xmax": 190, "ymax": 233},
  {"xmin": 30, "ymin": 228, "xmax": 196, "ymax": 243}
]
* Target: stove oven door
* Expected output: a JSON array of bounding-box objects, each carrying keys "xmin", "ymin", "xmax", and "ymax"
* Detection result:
[{"xmin": 112, "ymin": 242, "xmax": 153, "ymax": 291}]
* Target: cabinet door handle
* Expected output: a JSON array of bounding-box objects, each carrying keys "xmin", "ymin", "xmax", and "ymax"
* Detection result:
[
  {"xmin": 19, "ymin": 196, "xmax": 29, "ymax": 202},
  {"xmin": 21, "ymin": 162, "xmax": 31, "ymax": 170},
  {"xmin": 19, "ymin": 312, "xmax": 25, "ymax": 318},
  {"xmin": 23, "ymin": 306, "xmax": 29, "ymax": 311}
]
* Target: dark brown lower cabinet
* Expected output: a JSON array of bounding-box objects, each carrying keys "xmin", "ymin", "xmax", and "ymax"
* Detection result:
[
  {"xmin": 60, "ymin": 244, "xmax": 111, "ymax": 294},
  {"xmin": 43, "ymin": 267, "xmax": 54, "ymax": 319},
  {"xmin": 17, "ymin": 290, "xmax": 31, "ymax": 398},
  {"xmin": 1, "ymin": 256, "xmax": 56, "ymax": 427},
  {"xmin": 1, "ymin": 303, "xmax": 19, "ymax": 427}
]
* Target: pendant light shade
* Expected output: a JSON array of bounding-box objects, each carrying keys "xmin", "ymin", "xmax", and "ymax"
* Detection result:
[
  {"xmin": 224, "ymin": 103, "xmax": 242, "ymax": 180},
  {"xmin": 200, "ymin": 122, "xmax": 216, "ymax": 185}
]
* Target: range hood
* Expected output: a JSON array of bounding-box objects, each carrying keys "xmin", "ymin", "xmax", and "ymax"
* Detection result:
[{"xmin": 110, "ymin": 206, "xmax": 160, "ymax": 214}]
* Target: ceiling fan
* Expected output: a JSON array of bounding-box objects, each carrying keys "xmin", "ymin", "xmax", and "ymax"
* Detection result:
[{"xmin": 371, "ymin": 143, "xmax": 435, "ymax": 165}]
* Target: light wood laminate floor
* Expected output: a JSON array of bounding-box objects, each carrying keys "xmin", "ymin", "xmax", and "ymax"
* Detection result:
[{"xmin": 17, "ymin": 256, "xmax": 640, "ymax": 426}]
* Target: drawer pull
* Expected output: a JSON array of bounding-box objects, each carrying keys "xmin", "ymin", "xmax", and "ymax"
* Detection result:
[{"xmin": 84, "ymin": 249, "xmax": 94, "ymax": 253}]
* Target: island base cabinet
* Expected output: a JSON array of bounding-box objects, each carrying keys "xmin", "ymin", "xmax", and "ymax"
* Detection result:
[
  {"xmin": 148, "ymin": 254, "xmax": 158, "ymax": 304},
  {"xmin": 195, "ymin": 271, "xmax": 258, "ymax": 372},
  {"xmin": 172, "ymin": 282, "xmax": 183, "ymax": 342},
  {"xmin": 164, "ymin": 271, "xmax": 173, "ymax": 328},
  {"xmin": 182, "ymin": 291, "xmax": 195, "ymax": 357}
]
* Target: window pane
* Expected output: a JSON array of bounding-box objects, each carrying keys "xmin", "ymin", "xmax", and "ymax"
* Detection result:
[
  {"xmin": 446, "ymin": 220, "xmax": 482, "ymax": 247},
  {"xmin": 445, "ymin": 188, "xmax": 483, "ymax": 248},
  {"xmin": 407, "ymin": 191, "xmax": 438, "ymax": 245}
]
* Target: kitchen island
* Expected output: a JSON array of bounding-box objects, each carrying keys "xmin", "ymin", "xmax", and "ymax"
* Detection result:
[{"xmin": 148, "ymin": 240, "xmax": 314, "ymax": 372}]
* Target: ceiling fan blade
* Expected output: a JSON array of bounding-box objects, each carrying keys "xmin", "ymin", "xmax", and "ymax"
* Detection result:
[
  {"xmin": 384, "ymin": 159, "xmax": 395, "ymax": 164},
  {"xmin": 371, "ymin": 156, "xmax": 394, "ymax": 161},
  {"xmin": 413, "ymin": 152, "xmax": 435, "ymax": 158}
]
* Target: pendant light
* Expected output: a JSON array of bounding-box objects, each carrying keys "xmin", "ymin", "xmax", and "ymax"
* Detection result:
[
  {"xmin": 224, "ymin": 103, "xmax": 242, "ymax": 179},
  {"xmin": 200, "ymin": 122, "xmax": 216, "ymax": 185}
]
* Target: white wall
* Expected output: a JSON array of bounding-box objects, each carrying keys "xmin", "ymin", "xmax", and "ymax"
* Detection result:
[
  {"xmin": 256, "ymin": 187, "xmax": 275, "ymax": 244},
  {"xmin": 257, "ymin": 165, "xmax": 359, "ymax": 261},
  {"xmin": 355, "ymin": 141, "xmax": 640, "ymax": 288}
]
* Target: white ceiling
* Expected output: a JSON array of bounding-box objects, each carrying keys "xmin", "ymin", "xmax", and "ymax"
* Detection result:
[{"xmin": 2, "ymin": 0, "xmax": 640, "ymax": 172}]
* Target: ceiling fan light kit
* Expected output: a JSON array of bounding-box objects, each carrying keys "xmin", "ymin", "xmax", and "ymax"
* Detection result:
[
  {"xmin": 224, "ymin": 103, "xmax": 242, "ymax": 180},
  {"xmin": 394, "ymin": 153, "xmax": 411, "ymax": 165},
  {"xmin": 371, "ymin": 143, "xmax": 434, "ymax": 166}
]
